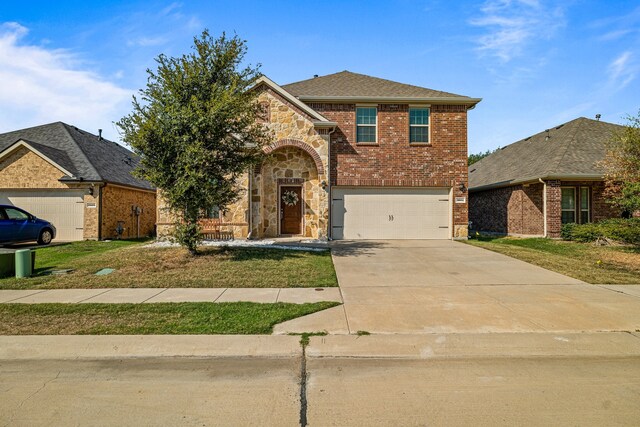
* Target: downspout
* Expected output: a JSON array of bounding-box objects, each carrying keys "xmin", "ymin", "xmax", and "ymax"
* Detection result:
[
  {"xmin": 539, "ymin": 178, "xmax": 547, "ymax": 238},
  {"xmin": 247, "ymin": 166, "xmax": 253, "ymax": 239}
]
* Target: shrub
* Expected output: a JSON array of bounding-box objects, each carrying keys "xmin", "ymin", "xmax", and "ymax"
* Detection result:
[
  {"xmin": 561, "ymin": 218, "xmax": 640, "ymax": 245},
  {"xmin": 560, "ymin": 223, "xmax": 578, "ymax": 240}
]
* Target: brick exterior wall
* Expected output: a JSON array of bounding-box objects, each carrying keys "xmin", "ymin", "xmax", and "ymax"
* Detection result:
[
  {"xmin": 469, "ymin": 184, "xmax": 544, "ymax": 236},
  {"xmin": 309, "ymin": 102, "xmax": 469, "ymax": 235},
  {"xmin": 100, "ymin": 184, "xmax": 157, "ymax": 239},
  {"xmin": 470, "ymin": 180, "xmax": 620, "ymax": 237},
  {"xmin": 0, "ymin": 146, "xmax": 69, "ymax": 189},
  {"xmin": 83, "ymin": 193, "xmax": 100, "ymax": 240}
]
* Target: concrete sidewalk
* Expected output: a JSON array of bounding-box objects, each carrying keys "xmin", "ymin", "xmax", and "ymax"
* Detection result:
[{"xmin": 0, "ymin": 287, "xmax": 342, "ymax": 304}]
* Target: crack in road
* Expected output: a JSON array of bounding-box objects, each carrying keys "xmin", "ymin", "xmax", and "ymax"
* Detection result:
[
  {"xmin": 3, "ymin": 370, "xmax": 61, "ymax": 427},
  {"xmin": 299, "ymin": 347, "xmax": 308, "ymax": 427},
  {"xmin": 299, "ymin": 342, "xmax": 308, "ymax": 427}
]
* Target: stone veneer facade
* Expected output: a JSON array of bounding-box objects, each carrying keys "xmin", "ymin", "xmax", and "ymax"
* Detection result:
[
  {"xmin": 156, "ymin": 85, "xmax": 330, "ymax": 240},
  {"xmin": 0, "ymin": 144, "xmax": 156, "ymax": 240}
]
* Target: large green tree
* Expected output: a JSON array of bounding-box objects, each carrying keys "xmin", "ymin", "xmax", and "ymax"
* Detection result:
[
  {"xmin": 468, "ymin": 148, "xmax": 498, "ymax": 165},
  {"xmin": 602, "ymin": 111, "xmax": 640, "ymax": 215},
  {"xmin": 118, "ymin": 30, "xmax": 271, "ymax": 254}
]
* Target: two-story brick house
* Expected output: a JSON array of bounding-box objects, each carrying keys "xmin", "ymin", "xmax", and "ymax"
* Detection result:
[{"xmin": 157, "ymin": 71, "xmax": 481, "ymax": 240}]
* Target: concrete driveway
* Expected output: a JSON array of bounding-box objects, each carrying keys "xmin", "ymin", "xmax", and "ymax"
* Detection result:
[
  {"xmin": 277, "ymin": 240, "xmax": 640, "ymax": 335},
  {"xmin": 331, "ymin": 240, "xmax": 583, "ymax": 287}
]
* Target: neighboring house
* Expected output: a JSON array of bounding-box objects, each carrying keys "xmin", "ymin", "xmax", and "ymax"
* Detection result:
[
  {"xmin": 157, "ymin": 70, "xmax": 481, "ymax": 240},
  {"xmin": 0, "ymin": 122, "xmax": 156, "ymax": 241},
  {"xmin": 469, "ymin": 117, "xmax": 624, "ymax": 238}
]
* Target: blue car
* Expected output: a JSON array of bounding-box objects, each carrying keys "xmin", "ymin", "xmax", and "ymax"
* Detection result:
[{"xmin": 0, "ymin": 205, "xmax": 56, "ymax": 245}]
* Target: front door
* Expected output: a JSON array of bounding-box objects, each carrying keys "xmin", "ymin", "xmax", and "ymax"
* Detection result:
[{"xmin": 280, "ymin": 186, "xmax": 302, "ymax": 235}]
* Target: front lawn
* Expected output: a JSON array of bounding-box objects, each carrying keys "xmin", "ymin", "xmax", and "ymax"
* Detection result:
[
  {"xmin": 0, "ymin": 241, "xmax": 338, "ymax": 289},
  {"xmin": 0, "ymin": 302, "xmax": 339, "ymax": 335},
  {"xmin": 466, "ymin": 237, "xmax": 640, "ymax": 284}
]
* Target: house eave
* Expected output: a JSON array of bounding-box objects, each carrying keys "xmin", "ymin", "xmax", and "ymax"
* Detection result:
[
  {"xmin": 469, "ymin": 174, "xmax": 605, "ymax": 192},
  {"xmin": 294, "ymin": 95, "xmax": 483, "ymax": 106},
  {"xmin": 313, "ymin": 121, "xmax": 338, "ymax": 127}
]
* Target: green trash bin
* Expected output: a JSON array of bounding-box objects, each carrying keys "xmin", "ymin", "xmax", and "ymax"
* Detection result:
[{"xmin": 15, "ymin": 249, "xmax": 32, "ymax": 278}]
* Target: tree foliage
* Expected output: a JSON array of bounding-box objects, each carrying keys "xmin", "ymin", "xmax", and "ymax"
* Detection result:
[
  {"xmin": 118, "ymin": 30, "xmax": 271, "ymax": 254},
  {"xmin": 602, "ymin": 111, "xmax": 640, "ymax": 215},
  {"xmin": 468, "ymin": 148, "xmax": 498, "ymax": 165}
]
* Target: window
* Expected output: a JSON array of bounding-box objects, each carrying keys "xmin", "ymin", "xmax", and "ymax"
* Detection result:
[
  {"xmin": 356, "ymin": 107, "xmax": 377, "ymax": 143},
  {"xmin": 409, "ymin": 108, "xmax": 430, "ymax": 143},
  {"xmin": 580, "ymin": 187, "xmax": 590, "ymax": 223},
  {"xmin": 207, "ymin": 205, "xmax": 220, "ymax": 219},
  {"xmin": 561, "ymin": 187, "xmax": 576, "ymax": 224},
  {"xmin": 4, "ymin": 208, "xmax": 29, "ymax": 220}
]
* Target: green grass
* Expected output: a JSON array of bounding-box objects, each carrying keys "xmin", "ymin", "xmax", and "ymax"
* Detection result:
[
  {"xmin": 32, "ymin": 239, "xmax": 146, "ymax": 271},
  {"xmin": 466, "ymin": 236, "xmax": 640, "ymax": 284},
  {"xmin": 0, "ymin": 241, "xmax": 338, "ymax": 290},
  {"xmin": 0, "ymin": 302, "xmax": 340, "ymax": 335}
]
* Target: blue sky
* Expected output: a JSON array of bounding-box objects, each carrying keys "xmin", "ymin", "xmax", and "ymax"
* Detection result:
[{"xmin": 1, "ymin": 0, "xmax": 639, "ymax": 153}]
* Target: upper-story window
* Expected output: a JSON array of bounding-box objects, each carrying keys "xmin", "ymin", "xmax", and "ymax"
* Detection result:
[
  {"xmin": 409, "ymin": 108, "xmax": 430, "ymax": 143},
  {"xmin": 356, "ymin": 107, "xmax": 377, "ymax": 143}
]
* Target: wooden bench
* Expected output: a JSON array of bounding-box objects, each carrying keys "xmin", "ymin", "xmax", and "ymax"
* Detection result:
[{"xmin": 199, "ymin": 219, "xmax": 234, "ymax": 241}]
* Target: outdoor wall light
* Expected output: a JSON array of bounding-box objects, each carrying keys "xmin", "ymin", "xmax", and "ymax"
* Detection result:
[
  {"xmin": 459, "ymin": 182, "xmax": 467, "ymax": 193},
  {"xmin": 321, "ymin": 180, "xmax": 327, "ymax": 190}
]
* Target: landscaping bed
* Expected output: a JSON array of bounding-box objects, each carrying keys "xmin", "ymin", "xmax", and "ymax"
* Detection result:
[
  {"xmin": 0, "ymin": 302, "xmax": 339, "ymax": 335},
  {"xmin": 465, "ymin": 236, "xmax": 640, "ymax": 284},
  {"xmin": 0, "ymin": 241, "xmax": 338, "ymax": 290}
]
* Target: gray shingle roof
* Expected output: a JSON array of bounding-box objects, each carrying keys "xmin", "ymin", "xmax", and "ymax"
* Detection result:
[
  {"xmin": 281, "ymin": 70, "xmax": 479, "ymax": 102},
  {"xmin": 0, "ymin": 122, "xmax": 154, "ymax": 190},
  {"xmin": 469, "ymin": 117, "xmax": 624, "ymax": 191}
]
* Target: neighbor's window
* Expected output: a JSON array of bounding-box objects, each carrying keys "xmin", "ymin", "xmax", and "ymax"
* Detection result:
[
  {"xmin": 580, "ymin": 187, "xmax": 590, "ymax": 224},
  {"xmin": 356, "ymin": 107, "xmax": 377, "ymax": 143},
  {"xmin": 409, "ymin": 108, "xmax": 430, "ymax": 143},
  {"xmin": 561, "ymin": 187, "xmax": 576, "ymax": 224}
]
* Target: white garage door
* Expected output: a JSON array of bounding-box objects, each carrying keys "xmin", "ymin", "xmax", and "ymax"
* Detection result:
[
  {"xmin": 331, "ymin": 187, "xmax": 451, "ymax": 240},
  {"xmin": 0, "ymin": 190, "xmax": 85, "ymax": 241}
]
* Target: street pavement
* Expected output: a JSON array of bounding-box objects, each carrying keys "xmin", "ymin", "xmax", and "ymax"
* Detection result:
[{"xmin": 1, "ymin": 333, "xmax": 639, "ymax": 426}]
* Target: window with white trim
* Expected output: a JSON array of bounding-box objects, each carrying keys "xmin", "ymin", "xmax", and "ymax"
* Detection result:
[
  {"xmin": 561, "ymin": 187, "xmax": 576, "ymax": 224},
  {"xmin": 409, "ymin": 108, "xmax": 430, "ymax": 143},
  {"xmin": 207, "ymin": 205, "xmax": 220, "ymax": 219},
  {"xmin": 356, "ymin": 107, "xmax": 377, "ymax": 143}
]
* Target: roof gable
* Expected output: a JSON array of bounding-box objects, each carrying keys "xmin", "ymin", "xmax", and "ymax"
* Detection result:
[
  {"xmin": 281, "ymin": 71, "xmax": 481, "ymax": 104},
  {"xmin": 0, "ymin": 122, "xmax": 154, "ymax": 190},
  {"xmin": 0, "ymin": 139, "xmax": 75, "ymax": 178},
  {"xmin": 469, "ymin": 117, "xmax": 625, "ymax": 190},
  {"xmin": 251, "ymin": 76, "xmax": 333, "ymax": 124}
]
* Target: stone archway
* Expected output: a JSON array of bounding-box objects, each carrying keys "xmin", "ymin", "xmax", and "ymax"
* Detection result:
[{"xmin": 262, "ymin": 139, "xmax": 324, "ymax": 176}]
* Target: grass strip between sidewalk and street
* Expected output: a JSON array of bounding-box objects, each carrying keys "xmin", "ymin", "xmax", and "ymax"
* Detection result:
[
  {"xmin": 465, "ymin": 237, "xmax": 640, "ymax": 284},
  {"xmin": 0, "ymin": 302, "xmax": 340, "ymax": 335}
]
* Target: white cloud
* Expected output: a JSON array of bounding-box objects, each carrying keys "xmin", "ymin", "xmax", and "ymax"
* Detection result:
[
  {"xmin": 607, "ymin": 51, "xmax": 637, "ymax": 90},
  {"xmin": 126, "ymin": 36, "xmax": 168, "ymax": 47},
  {"xmin": 469, "ymin": 0, "xmax": 565, "ymax": 63},
  {"xmin": 0, "ymin": 22, "xmax": 133, "ymax": 141}
]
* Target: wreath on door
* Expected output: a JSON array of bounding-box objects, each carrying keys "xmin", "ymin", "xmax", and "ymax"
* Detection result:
[{"xmin": 282, "ymin": 190, "xmax": 299, "ymax": 207}]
